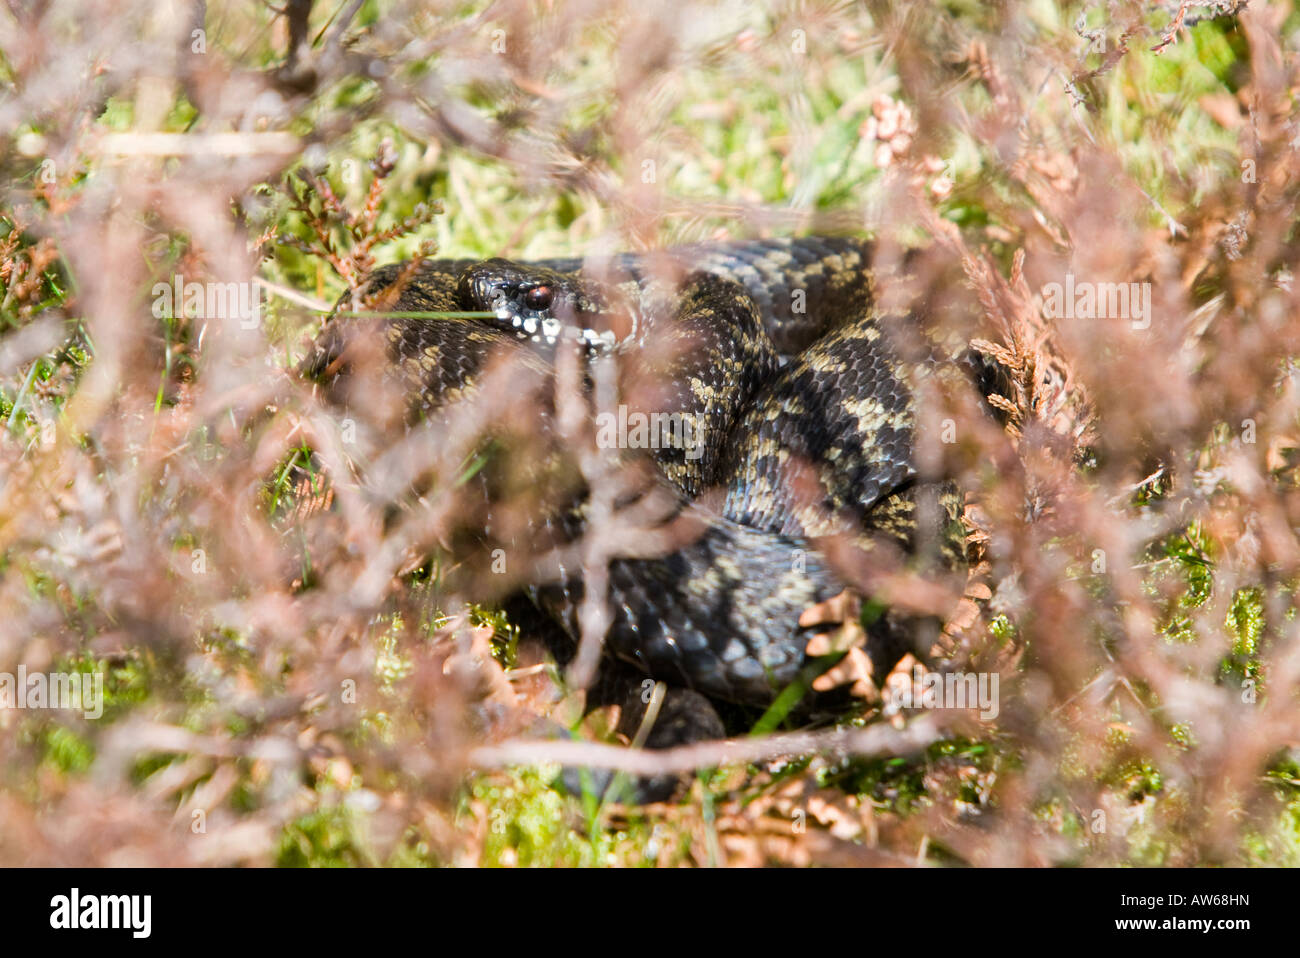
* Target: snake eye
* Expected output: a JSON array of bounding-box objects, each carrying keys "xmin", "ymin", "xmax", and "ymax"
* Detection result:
[{"xmin": 523, "ymin": 285, "xmax": 553, "ymax": 311}]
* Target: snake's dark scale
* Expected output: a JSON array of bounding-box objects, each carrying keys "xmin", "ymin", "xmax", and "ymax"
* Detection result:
[{"xmin": 302, "ymin": 236, "xmax": 976, "ymax": 709}]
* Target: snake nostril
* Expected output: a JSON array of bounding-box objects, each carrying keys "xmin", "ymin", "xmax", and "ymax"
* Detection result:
[{"xmin": 474, "ymin": 277, "xmax": 502, "ymax": 314}]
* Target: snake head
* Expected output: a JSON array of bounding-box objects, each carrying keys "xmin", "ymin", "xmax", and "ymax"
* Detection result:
[{"xmin": 458, "ymin": 258, "xmax": 624, "ymax": 352}]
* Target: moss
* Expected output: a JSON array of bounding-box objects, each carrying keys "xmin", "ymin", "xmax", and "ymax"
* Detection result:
[
  {"xmin": 459, "ymin": 770, "xmax": 663, "ymax": 868},
  {"xmin": 277, "ymin": 805, "xmax": 370, "ymax": 868}
]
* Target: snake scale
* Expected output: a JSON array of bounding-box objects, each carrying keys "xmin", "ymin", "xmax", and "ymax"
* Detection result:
[{"xmin": 302, "ymin": 236, "xmax": 991, "ymax": 738}]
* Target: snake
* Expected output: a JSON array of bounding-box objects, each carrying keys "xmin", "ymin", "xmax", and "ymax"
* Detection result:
[{"xmin": 301, "ymin": 236, "xmax": 995, "ymax": 752}]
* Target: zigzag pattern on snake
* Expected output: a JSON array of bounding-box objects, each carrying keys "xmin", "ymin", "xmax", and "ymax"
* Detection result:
[{"xmin": 301, "ymin": 236, "xmax": 990, "ymax": 712}]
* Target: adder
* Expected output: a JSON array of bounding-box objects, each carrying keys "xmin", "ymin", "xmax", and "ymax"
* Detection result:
[{"xmin": 301, "ymin": 236, "xmax": 1004, "ymax": 798}]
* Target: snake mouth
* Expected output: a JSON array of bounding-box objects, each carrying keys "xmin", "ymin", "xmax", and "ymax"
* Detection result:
[{"xmin": 456, "ymin": 259, "xmax": 632, "ymax": 351}]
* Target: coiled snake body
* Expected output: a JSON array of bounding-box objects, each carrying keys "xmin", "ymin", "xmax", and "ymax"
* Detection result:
[{"xmin": 304, "ymin": 237, "xmax": 982, "ymax": 719}]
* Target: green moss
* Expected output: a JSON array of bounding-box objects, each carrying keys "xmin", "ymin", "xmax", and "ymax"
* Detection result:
[
  {"xmin": 277, "ymin": 805, "xmax": 370, "ymax": 868},
  {"xmin": 38, "ymin": 724, "xmax": 95, "ymax": 774},
  {"xmin": 460, "ymin": 770, "xmax": 663, "ymax": 867},
  {"xmin": 825, "ymin": 738, "xmax": 995, "ymax": 819},
  {"xmin": 1226, "ymin": 587, "xmax": 1264, "ymax": 657}
]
